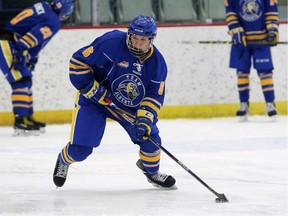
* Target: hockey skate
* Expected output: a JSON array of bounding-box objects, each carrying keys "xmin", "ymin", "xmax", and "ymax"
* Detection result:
[
  {"xmin": 266, "ymin": 102, "xmax": 278, "ymax": 121},
  {"xmin": 236, "ymin": 102, "xmax": 249, "ymax": 122},
  {"xmin": 136, "ymin": 159, "xmax": 176, "ymax": 189},
  {"xmin": 27, "ymin": 115, "xmax": 46, "ymax": 133},
  {"xmin": 53, "ymin": 153, "xmax": 70, "ymax": 188},
  {"xmin": 13, "ymin": 115, "xmax": 40, "ymax": 136}
]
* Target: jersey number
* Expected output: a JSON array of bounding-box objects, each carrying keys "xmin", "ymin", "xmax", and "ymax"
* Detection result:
[
  {"xmin": 270, "ymin": 0, "xmax": 277, "ymax": 6},
  {"xmin": 82, "ymin": 46, "xmax": 94, "ymax": 57},
  {"xmin": 10, "ymin": 9, "xmax": 34, "ymax": 25},
  {"xmin": 40, "ymin": 27, "xmax": 52, "ymax": 39},
  {"xmin": 158, "ymin": 81, "xmax": 165, "ymax": 95}
]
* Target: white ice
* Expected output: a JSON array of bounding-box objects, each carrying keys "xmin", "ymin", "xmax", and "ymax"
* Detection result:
[{"xmin": 0, "ymin": 116, "xmax": 287, "ymax": 216}]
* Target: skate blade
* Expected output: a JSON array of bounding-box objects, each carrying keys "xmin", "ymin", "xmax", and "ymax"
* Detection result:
[
  {"xmin": 147, "ymin": 179, "xmax": 178, "ymax": 190},
  {"xmin": 39, "ymin": 127, "xmax": 46, "ymax": 133},
  {"xmin": 238, "ymin": 115, "xmax": 248, "ymax": 122},
  {"xmin": 32, "ymin": 130, "xmax": 40, "ymax": 136},
  {"xmin": 268, "ymin": 115, "xmax": 278, "ymax": 122},
  {"xmin": 13, "ymin": 129, "xmax": 40, "ymax": 137},
  {"xmin": 150, "ymin": 182, "xmax": 178, "ymax": 190}
]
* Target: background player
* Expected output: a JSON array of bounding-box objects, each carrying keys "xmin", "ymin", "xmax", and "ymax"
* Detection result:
[
  {"xmin": 0, "ymin": 0, "xmax": 74, "ymax": 135},
  {"xmin": 225, "ymin": 0, "xmax": 279, "ymax": 121},
  {"xmin": 53, "ymin": 15, "xmax": 176, "ymax": 189}
]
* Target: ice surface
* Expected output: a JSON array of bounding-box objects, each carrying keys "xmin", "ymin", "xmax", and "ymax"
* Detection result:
[{"xmin": 0, "ymin": 116, "xmax": 287, "ymax": 216}]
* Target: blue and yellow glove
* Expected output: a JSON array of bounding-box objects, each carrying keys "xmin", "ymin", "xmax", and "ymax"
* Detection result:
[
  {"xmin": 27, "ymin": 55, "xmax": 38, "ymax": 71},
  {"xmin": 229, "ymin": 27, "xmax": 246, "ymax": 47},
  {"xmin": 12, "ymin": 44, "xmax": 28, "ymax": 70},
  {"xmin": 131, "ymin": 109, "xmax": 154, "ymax": 144},
  {"xmin": 82, "ymin": 80, "xmax": 112, "ymax": 105},
  {"xmin": 266, "ymin": 23, "xmax": 279, "ymax": 46}
]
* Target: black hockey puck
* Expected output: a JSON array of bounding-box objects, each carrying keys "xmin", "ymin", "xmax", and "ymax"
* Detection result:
[
  {"xmin": 215, "ymin": 197, "xmax": 228, "ymax": 203},
  {"xmin": 215, "ymin": 193, "xmax": 229, "ymax": 203}
]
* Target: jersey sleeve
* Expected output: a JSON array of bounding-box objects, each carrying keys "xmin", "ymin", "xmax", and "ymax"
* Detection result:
[
  {"xmin": 225, "ymin": 0, "xmax": 241, "ymax": 31},
  {"xmin": 139, "ymin": 51, "xmax": 167, "ymax": 122},
  {"xmin": 69, "ymin": 39, "xmax": 113, "ymax": 90},
  {"xmin": 264, "ymin": 0, "xmax": 279, "ymax": 28},
  {"xmin": 16, "ymin": 23, "xmax": 56, "ymax": 50},
  {"xmin": 11, "ymin": 2, "xmax": 60, "ymax": 52},
  {"xmin": 69, "ymin": 45, "xmax": 95, "ymax": 90}
]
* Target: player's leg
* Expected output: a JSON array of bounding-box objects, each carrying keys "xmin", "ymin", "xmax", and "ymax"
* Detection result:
[
  {"xmin": 10, "ymin": 76, "xmax": 42, "ymax": 135},
  {"xmin": 136, "ymin": 135, "xmax": 176, "ymax": 189},
  {"xmin": 53, "ymin": 95, "xmax": 107, "ymax": 187},
  {"xmin": 229, "ymin": 45, "xmax": 252, "ymax": 121},
  {"xmin": 258, "ymin": 71, "xmax": 278, "ymax": 117},
  {"xmin": 53, "ymin": 143, "xmax": 93, "ymax": 187},
  {"xmin": 122, "ymin": 122, "xmax": 176, "ymax": 188},
  {"xmin": 253, "ymin": 46, "xmax": 278, "ymax": 119},
  {"xmin": 235, "ymin": 70, "xmax": 250, "ymax": 120},
  {"xmin": 0, "ymin": 40, "xmax": 42, "ymax": 135}
]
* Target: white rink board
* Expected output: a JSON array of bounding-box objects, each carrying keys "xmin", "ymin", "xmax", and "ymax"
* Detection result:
[{"xmin": 0, "ymin": 24, "xmax": 287, "ymax": 112}]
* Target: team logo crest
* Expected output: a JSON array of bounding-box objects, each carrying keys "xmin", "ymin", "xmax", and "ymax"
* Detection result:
[
  {"xmin": 239, "ymin": 0, "xmax": 262, "ymax": 22},
  {"xmin": 112, "ymin": 74, "xmax": 145, "ymax": 107}
]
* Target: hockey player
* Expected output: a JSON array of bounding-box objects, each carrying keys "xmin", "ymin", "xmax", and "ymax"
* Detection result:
[
  {"xmin": 53, "ymin": 15, "xmax": 176, "ymax": 189},
  {"xmin": 225, "ymin": 0, "xmax": 279, "ymax": 121},
  {"xmin": 0, "ymin": 0, "xmax": 74, "ymax": 135}
]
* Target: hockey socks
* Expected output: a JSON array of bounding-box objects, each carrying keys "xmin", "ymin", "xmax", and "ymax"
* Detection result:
[{"xmin": 136, "ymin": 159, "xmax": 176, "ymax": 189}]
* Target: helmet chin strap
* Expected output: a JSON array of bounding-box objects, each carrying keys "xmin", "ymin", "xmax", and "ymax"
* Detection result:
[
  {"xmin": 126, "ymin": 33, "xmax": 153, "ymax": 60},
  {"xmin": 130, "ymin": 45, "xmax": 149, "ymax": 55},
  {"xmin": 131, "ymin": 47, "xmax": 152, "ymax": 62}
]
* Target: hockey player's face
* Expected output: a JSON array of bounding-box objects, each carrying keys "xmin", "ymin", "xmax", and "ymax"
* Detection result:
[{"xmin": 130, "ymin": 34, "xmax": 151, "ymax": 51}]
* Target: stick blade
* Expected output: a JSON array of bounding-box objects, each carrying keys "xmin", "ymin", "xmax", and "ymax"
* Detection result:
[{"xmin": 215, "ymin": 194, "xmax": 229, "ymax": 203}]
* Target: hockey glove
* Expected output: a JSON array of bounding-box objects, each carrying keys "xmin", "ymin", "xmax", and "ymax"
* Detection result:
[
  {"xmin": 229, "ymin": 27, "xmax": 246, "ymax": 47},
  {"xmin": 27, "ymin": 55, "xmax": 38, "ymax": 71},
  {"xmin": 82, "ymin": 80, "xmax": 112, "ymax": 105},
  {"xmin": 12, "ymin": 45, "xmax": 28, "ymax": 70},
  {"xmin": 266, "ymin": 24, "xmax": 279, "ymax": 46},
  {"xmin": 131, "ymin": 109, "xmax": 154, "ymax": 144}
]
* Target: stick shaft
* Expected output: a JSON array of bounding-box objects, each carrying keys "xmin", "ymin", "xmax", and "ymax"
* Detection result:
[
  {"xmin": 108, "ymin": 102, "xmax": 226, "ymax": 199},
  {"xmin": 147, "ymin": 133, "xmax": 225, "ymax": 198},
  {"xmin": 180, "ymin": 40, "xmax": 288, "ymax": 45}
]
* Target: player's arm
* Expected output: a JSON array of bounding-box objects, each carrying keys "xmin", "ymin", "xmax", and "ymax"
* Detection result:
[
  {"xmin": 138, "ymin": 80, "xmax": 166, "ymax": 124},
  {"xmin": 11, "ymin": 23, "xmax": 56, "ymax": 70},
  {"xmin": 132, "ymin": 60, "xmax": 167, "ymax": 143},
  {"xmin": 69, "ymin": 44, "xmax": 112, "ymax": 105},
  {"xmin": 265, "ymin": 0, "xmax": 279, "ymax": 46},
  {"xmin": 225, "ymin": 0, "xmax": 246, "ymax": 46},
  {"xmin": 9, "ymin": 2, "xmax": 60, "ymax": 70}
]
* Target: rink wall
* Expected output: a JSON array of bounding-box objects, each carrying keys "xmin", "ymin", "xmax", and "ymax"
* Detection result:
[{"xmin": 0, "ymin": 24, "xmax": 287, "ymax": 125}]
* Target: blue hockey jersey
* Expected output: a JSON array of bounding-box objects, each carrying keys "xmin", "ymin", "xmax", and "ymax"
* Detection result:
[
  {"xmin": 5, "ymin": 1, "xmax": 61, "ymax": 57},
  {"xmin": 225, "ymin": 0, "xmax": 279, "ymax": 42},
  {"xmin": 69, "ymin": 30, "xmax": 168, "ymax": 120}
]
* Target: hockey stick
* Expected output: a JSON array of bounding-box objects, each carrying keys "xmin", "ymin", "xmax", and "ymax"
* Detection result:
[
  {"xmin": 179, "ymin": 40, "xmax": 288, "ymax": 45},
  {"xmin": 107, "ymin": 101, "xmax": 229, "ymax": 203}
]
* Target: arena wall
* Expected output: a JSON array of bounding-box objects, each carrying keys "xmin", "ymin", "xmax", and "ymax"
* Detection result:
[{"xmin": 0, "ymin": 24, "xmax": 287, "ymax": 125}]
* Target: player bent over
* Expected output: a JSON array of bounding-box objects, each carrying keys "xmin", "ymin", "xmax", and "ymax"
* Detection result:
[
  {"xmin": 0, "ymin": 0, "xmax": 74, "ymax": 135},
  {"xmin": 53, "ymin": 15, "xmax": 176, "ymax": 189}
]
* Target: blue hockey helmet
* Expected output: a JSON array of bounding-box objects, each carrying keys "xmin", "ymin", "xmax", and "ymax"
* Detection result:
[
  {"xmin": 128, "ymin": 15, "xmax": 157, "ymax": 38},
  {"xmin": 127, "ymin": 15, "xmax": 157, "ymax": 57},
  {"xmin": 51, "ymin": 0, "xmax": 74, "ymax": 21}
]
